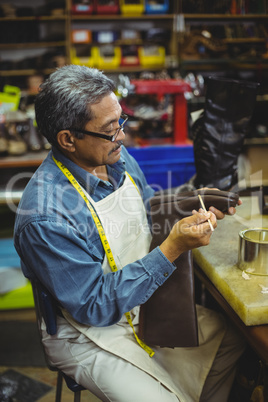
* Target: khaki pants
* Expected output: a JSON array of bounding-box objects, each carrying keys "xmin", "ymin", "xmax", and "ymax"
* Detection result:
[{"xmin": 42, "ymin": 315, "xmax": 245, "ymax": 402}]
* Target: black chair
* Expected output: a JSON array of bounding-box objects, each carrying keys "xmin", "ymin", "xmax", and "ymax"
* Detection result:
[{"xmin": 31, "ymin": 280, "xmax": 86, "ymax": 402}]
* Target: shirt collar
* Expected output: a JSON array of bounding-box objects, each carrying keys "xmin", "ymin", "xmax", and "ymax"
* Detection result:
[{"xmin": 51, "ymin": 146, "xmax": 126, "ymax": 195}]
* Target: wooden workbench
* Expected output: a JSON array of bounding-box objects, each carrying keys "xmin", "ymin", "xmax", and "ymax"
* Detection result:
[{"xmin": 193, "ymin": 195, "xmax": 268, "ymax": 326}]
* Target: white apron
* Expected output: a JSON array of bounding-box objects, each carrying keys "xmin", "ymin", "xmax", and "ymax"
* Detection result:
[{"xmin": 60, "ymin": 173, "xmax": 226, "ymax": 402}]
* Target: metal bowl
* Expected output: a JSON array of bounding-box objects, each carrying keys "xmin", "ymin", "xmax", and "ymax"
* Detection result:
[{"xmin": 238, "ymin": 228, "xmax": 268, "ymax": 276}]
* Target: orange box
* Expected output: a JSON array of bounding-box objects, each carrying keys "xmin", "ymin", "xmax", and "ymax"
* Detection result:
[{"xmin": 72, "ymin": 30, "xmax": 92, "ymax": 44}]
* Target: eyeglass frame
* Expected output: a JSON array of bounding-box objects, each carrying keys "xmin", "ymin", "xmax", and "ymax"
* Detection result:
[{"xmin": 64, "ymin": 114, "xmax": 129, "ymax": 143}]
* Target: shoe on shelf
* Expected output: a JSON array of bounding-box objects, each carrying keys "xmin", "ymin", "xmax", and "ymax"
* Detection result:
[
  {"xmin": 6, "ymin": 123, "xmax": 27, "ymax": 156},
  {"xmin": 5, "ymin": 111, "xmax": 28, "ymax": 156},
  {"xmin": 38, "ymin": 132, "xmax": 52, "ymax": 151},
  {"xmin": 22, "ymin": 118, "xmax": 43, "ymax": 152},
  {"xmin": 0, "ymin": 123, "xmax": 8, "ymax": 155}
]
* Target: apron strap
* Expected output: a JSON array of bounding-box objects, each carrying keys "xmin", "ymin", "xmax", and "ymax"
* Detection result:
[{"xmin": 53, "ymin": 155, "xmax": 155, "ymax": 357}]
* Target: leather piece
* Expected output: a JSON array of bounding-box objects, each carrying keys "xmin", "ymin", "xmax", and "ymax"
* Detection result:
[
  {"xmin": 139, "ymin": 189, "xmax": 239, "ymax": 348},
  {"xmin": 150, "ymin": 189, "xmax": 240, "ymax": 219},
  {"xmin": 139, "ymin": 250, "xmax": 197, "ymax": 348}
]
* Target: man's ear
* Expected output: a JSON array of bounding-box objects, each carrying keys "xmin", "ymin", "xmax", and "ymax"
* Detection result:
[{"xmin": 56, "ymin": 130, "xmax": 75, "ymax": 152}]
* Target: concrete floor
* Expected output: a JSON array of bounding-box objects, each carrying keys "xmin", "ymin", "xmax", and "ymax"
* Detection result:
[{"xmin": 0, "ymin": 366, "xmax": 101, "ymax": 401}]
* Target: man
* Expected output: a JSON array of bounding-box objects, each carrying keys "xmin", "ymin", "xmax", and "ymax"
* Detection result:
[{"xmin": 14, "ymin": 65, "xmax": 244, "ymax": 401}]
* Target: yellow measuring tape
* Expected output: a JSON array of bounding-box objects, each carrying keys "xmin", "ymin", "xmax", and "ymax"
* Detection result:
[{"xmin": 53, "ymin": 156, "xmax": 155, "ymax": 357}]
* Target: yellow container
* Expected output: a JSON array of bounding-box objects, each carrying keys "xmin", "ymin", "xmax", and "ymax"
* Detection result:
[
  {"xmin": 0, "ymin": 281, "xmax": 34, "ymax": 310},
  {"xmin": 119, "ymin": 0, "xmax": 145, "ymax": 15},
  {"xmin": 70, "ymin": 46, "xmax": 97, "ymax": 67},
  {"xmin": 0, "ymin": 85, "xmax": 21, "ymax": 113},
  {"xmin": 94, "ymin": 45, "xmax": 121, "ymax": 69},
  {"xmin": 138, "ymin": 46, "xmax": 165, "ymax": 67}
]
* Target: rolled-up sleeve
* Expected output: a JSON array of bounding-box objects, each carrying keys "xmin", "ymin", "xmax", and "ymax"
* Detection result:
[{"xmin": 17, "ymin": 219, "xmax": 175, "ymax": 327}]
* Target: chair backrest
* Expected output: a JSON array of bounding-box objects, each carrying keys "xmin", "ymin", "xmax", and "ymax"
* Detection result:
[
  {"xmin": 31, "ymin": 280, "xmax": 86, "ymax": 399},
  {"xmin": 31, "ymin": 280, "xmax": 58, "ymax": 336}
]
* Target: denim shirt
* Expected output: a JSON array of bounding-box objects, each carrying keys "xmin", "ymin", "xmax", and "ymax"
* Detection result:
[{"xmin": 14, "ymin": 146, "xmax": 175, "ymax": 327}]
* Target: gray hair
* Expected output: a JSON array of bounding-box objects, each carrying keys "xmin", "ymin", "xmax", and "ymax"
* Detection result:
[{"xmin": 35, "ymin": 65, "xmax": 116, "ymax": 146}]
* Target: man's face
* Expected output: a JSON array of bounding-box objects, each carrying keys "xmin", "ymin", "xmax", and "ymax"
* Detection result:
[{"xmin": 70, "ymin": 92, "xmax": 125, "ymax": 172}]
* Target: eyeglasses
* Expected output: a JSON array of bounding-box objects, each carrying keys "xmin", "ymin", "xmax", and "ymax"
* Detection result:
[{"xmin": 66, "ymin": 114, "xmax": 129, "ymax": 142}]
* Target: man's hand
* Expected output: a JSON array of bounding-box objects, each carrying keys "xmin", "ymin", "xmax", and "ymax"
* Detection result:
[
  {"xmin": 159, "ymin": 211, "xmax": 216, "ymax": 263},
  {"xmin": 208, "ymin": 198, "xmax": 242, "ymax": 219}
]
